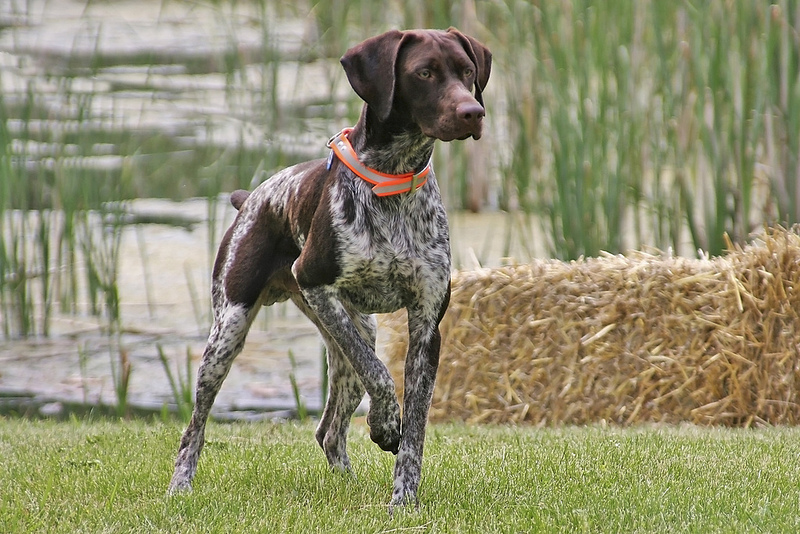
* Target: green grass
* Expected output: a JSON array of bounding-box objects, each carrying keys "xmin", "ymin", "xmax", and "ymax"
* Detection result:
[{"xmin": 1, "ymin": 419, "xmax": 799, "ymax": 533}]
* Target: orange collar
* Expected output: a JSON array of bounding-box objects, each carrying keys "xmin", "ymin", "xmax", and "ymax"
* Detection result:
[{"xmin": 327, "ymin": 128, "xmax": 431, "ymax": 197}]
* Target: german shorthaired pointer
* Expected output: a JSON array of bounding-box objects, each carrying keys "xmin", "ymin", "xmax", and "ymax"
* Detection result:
[{"xmin": 169, "ymin": 27, "xmax": 491, "ymax": 508}]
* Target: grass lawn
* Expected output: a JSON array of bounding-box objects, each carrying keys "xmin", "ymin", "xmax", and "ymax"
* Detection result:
[{"xmin": 1, "ymin": 418, "xmax": 799, "ymax": 533}]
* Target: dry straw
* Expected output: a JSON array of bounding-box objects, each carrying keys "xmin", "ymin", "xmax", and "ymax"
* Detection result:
[{"xmin": 382, "ymin": 227, "xmax": 800, "ymax": 427}]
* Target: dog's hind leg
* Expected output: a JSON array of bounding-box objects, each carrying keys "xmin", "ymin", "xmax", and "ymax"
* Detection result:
[
  {"xmin": 168, "ymin": 300, "xmax": 258, "ymax": 493},
  {"xmin": 316, "ymin": 341, "xmax": 365, "ymax": 471},
  {"xmin": 296, "ymin": 285, "xmax": 401, "ymax": 455},
  {"xmin": 293, "ymin": 295, "xmax": 371, "ymax": 471}
]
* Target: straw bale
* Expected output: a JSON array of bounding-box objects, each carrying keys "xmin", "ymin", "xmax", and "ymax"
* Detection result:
[{"xmin": 381, "ymin": 226, "xmax": 800, "ymax": 427}]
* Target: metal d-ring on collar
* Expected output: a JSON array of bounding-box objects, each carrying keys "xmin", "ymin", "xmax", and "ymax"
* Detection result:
[{"xmin": 326, "ymin": 128, "xmax": 432, "ymax": 197}]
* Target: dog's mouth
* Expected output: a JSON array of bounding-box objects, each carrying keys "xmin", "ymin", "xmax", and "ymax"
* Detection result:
[
  {"xmin": 439, "ymin": 125, "xmax": 483, "ymax": 142},
  {"xmin": 429, "ymin": 112, "xmax": 484, "ymax": 142},
  {"xmin": 423, "ymin": 120, "xmax": 484, "ymax": 142},
  {"xmin": 459, "ymin": 131, "xmax": 482, "ymax": 141}
]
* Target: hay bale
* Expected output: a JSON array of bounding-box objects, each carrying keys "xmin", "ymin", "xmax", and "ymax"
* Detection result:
[{"xmin": 382, "ymin": 227, "xmax": 800, "ymax": 427}]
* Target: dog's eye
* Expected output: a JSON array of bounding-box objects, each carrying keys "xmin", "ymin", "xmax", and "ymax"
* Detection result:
[
  {"xmin": 463, "ymin": 68, "xmax": 474, "ymax": 78},
  {"xmin": 418, "ymin": 69, "xmax": 432, "ymax": 79}
]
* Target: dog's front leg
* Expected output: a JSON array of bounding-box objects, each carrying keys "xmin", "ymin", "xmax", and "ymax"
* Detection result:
[
  {"xmin": 390, "ymin": 305, "xmax": 444, "ymax": 508},
  {"xmin": 299, "ymin": 285, "xmax": 401, "ymax": 454}
]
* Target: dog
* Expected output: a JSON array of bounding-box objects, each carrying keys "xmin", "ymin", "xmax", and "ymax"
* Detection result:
[{"xmin": 168, "ymin": 27, "xmax": 491, "ymax": 508}]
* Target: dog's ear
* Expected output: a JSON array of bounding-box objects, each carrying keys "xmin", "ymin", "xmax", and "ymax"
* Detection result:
[
  {"xmin": 340, "ymin": 30, "xmax": 405, "ymax": 122},
  {"xmin": 447, "ymin": 27, "xmax": 492, "ymax": 107}
]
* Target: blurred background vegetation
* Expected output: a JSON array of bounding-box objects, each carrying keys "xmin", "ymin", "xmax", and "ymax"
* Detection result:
[{"xmin": 1, "ymin": 0, "xmax": 798, "ymax": 339}]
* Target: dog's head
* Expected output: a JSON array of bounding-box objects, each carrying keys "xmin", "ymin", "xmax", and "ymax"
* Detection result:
[{"xmin": 340, "ymin": 28, "xmax": 492, "ymax": 141}]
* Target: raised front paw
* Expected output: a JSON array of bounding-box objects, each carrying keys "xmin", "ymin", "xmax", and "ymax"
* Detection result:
[{"xmin": 367, "ymin": 398, "xmax": 401, "ymax": 454}]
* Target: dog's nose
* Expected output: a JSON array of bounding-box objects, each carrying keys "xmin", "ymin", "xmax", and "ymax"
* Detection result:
[
  {"xmin": 456, "ymin": 102, "xmax": 485, "ymax": 124},
  {"xmin": 455, "ymin": 101, "xmax": 485, "ymax": 140}
]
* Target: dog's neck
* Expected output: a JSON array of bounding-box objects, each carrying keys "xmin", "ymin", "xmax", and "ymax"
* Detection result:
[{"xmin": 347, "ymin": 106, "xmax": 435, "ymax": 176}]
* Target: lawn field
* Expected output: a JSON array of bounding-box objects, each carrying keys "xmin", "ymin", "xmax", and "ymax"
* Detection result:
[{"xmin": 1, "ymin": 419, "xmax": 799, "ymax": 533}]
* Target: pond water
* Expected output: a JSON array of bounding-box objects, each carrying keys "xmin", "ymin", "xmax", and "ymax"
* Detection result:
[{"xmin": 0, "ymin": 1, "xmax": 543, "ymax": 418}]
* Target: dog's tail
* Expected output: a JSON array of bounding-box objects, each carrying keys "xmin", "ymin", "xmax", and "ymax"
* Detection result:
[{"xmin": 230, "ymin": 189, "xmax": 250, "ymax": 211}]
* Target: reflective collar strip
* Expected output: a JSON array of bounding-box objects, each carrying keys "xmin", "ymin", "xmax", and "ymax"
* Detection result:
[{"xmin": 327, "ymin": 128, "xmax": 431, "ymax": 197}]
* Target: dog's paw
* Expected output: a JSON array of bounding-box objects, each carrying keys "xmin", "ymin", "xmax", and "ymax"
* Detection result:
[
  {"xmin": 328, "ymin": 456, "xmax": 354, "ymax": 474},
  {"xmin": 367, "ymin": 399, "xmax": 401, "ymax": 454},
  {"xmin": 167, "ymin": 464, "xmax": 196, "ymax": 495},
  {"xmin": 325, "ymin": 450, "xmax": 353, "ymax": 472},
  {"xmin": 167, "ymin": 479, "xmax": 193, "ymax": 495},
  {"xmin": 388, "ymin": 487, "xmax": 419, "ymax": 515},
  {"xmin": 321, "ymin": 434, "xmax": 353, "ymax": 473}
]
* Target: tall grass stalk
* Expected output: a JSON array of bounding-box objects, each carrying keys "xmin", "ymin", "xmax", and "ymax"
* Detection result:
[
  {"xmin": 157, "ymin": 344, "xmax": 194, "ymax": 422},
  {"xmin": 320, "ymin": 344, "xmax": 328, "ymax": 410},
  {"xmin": 109, "ymin": 345, "xmax": 131, "ymax": 418},
  {"xmin": 183, "ymin": 261, "xmax": 206, "ymax": 336},
  {"xmin": 288, "ymin": 349, "xmax": 308, "ymax": 421},
  {"xmin": 134, "ymin": 225, "xmax": 155, "ymax": 318},
  {"xmin": 78, "ymin": 342, "xmax": 90, "ymax": 405}
]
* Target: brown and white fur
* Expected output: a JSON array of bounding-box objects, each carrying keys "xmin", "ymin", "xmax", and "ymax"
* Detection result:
[{"xmin": 168, "ymin": 27, "xmax": 491, "ymax": 508}]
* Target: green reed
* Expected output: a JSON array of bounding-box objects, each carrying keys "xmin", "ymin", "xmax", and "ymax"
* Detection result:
[
  {"xmin": 488, "ymin": 0, "xmax": 799, "ymax": 259},
  {"xmin": 0, "ymin": 1, "xmax": 267, "ymax": 339},
  {"xmin": 0, "ymin": 83, "xmax": 55, "ymax": 337},
  {"xmin": 765, "ymin": 2, "xmax": 800, "ymax": 226}
]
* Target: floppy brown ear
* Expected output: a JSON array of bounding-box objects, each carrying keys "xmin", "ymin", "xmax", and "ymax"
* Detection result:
[
  {"xmin": 340, "ymin": 30, "xmax": 405, "ymax": 121},
  {"xmin": 447, "ymin": 27, "xmax": 492, "ymax": 106}
]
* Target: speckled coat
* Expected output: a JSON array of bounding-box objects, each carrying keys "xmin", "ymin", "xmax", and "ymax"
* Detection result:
[{"xmin": 169, "ymin": 27, "xmax": 491, "ymax": 509}]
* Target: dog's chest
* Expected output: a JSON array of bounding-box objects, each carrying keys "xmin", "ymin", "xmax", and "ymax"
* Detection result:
[{"xmin": 331, "ymin": 191, "xmax": 451, "ymax": 314}]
